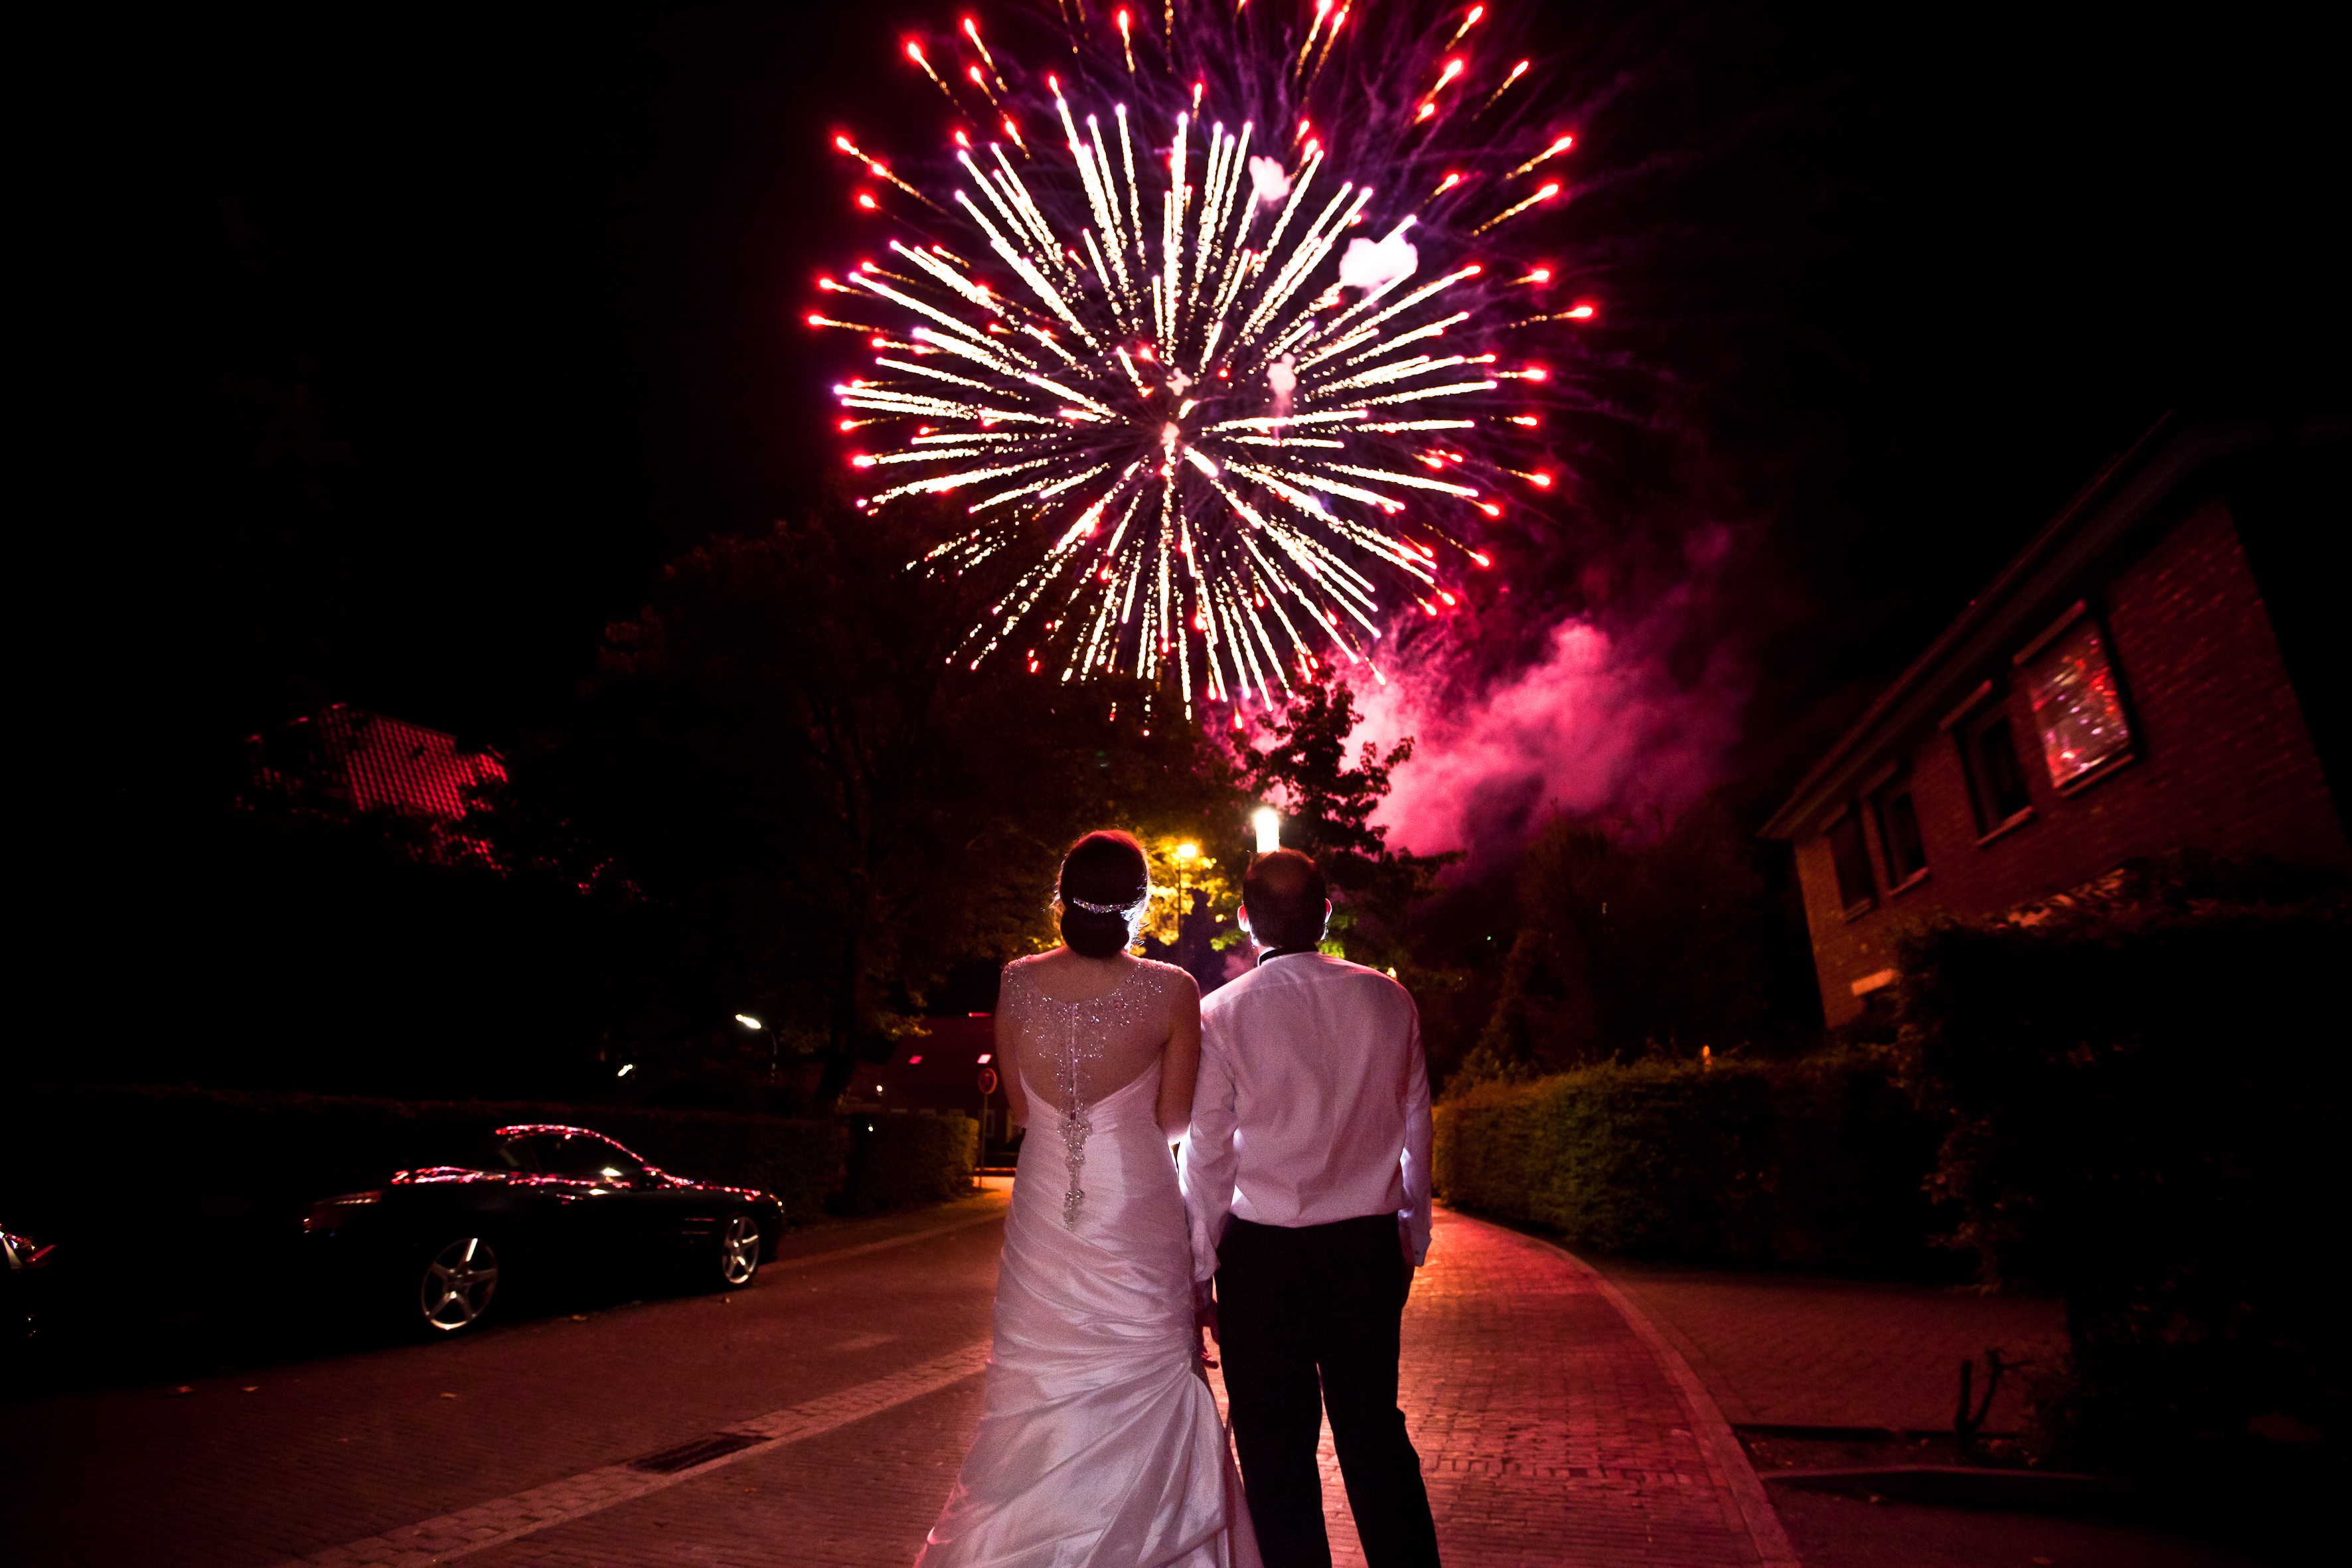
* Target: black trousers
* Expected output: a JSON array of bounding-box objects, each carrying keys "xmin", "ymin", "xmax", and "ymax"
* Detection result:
[{"xmin": 1216, "ymin": 1214, "xmax": 1441, "ymax": 1568}]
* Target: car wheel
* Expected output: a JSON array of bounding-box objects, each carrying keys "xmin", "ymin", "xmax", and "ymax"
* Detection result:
[
  {"xmin": 717, "ymin": 1214, "xmax": 761, "ymax": 1289},
  {"xmin": 419, "ymin": 1235, "xmax": 501, "ymax": 1334}
]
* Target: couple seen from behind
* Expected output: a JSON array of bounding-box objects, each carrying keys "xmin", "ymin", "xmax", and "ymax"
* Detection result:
[{"xmin": 914, "ymin": 830, "xmax": 1440, "ymax": 1568}]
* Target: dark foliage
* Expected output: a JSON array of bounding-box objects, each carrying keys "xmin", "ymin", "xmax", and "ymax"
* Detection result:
[
  {"xmin": 1460, "ymin": 785, "xmax": 1812, "ymax": 1079},
  {"xmin": 1895, "ymin": 872, "xmax": 2351, "ymax": 1460},
  {"xmin": 1237, "ymin": 676, "xmax": 1458, "ymax": 963},
  {"xmin": 5, "ymin": 1083, "xmax": 851, "ymax": 1237},
  {"xmin": 497, "ymin": 496, "xmax": 1241, "ymax": 1103},
  {"xmin": 834, "ymin": 1112, "xmax": 980, "ymax": 1215},
  {"xmin": 35, "ymin": 797, "xmax": 651, "ymax": 1102},
  {"xmin": 1433, "ymin": 1052, "xmax": 1944, "ymax": 1273}
]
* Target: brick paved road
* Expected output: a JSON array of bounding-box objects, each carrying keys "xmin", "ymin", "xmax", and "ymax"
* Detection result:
[
  {"xmin": 4, "ymin": 1193, "xmax": 1795, "ymax": 1568},
  {"xmin": 0, "ymin": 1196, "xmax": 1013, "ymax": 1568},
  {"xmin": 1589, "ymin": 1261, "xmax": 2069, "ymax": 1433}
]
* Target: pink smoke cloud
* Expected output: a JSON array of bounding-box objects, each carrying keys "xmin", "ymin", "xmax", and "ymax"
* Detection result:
[{"xmin": 1346, "ymin": 598, "xmax": 1747, "ymax": 860}]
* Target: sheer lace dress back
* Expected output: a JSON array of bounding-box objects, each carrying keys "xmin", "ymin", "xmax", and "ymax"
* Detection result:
[
  {"xmin": 1001, "ymin": 956, "xmax": 1182, "ymax": 1116},
  {"xmin": 1002, "ymin": 955, "xmax": 1184, "ymax": 1229}
]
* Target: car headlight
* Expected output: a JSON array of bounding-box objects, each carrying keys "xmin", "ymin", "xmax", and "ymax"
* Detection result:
[{"xmin": 301, "ymin": 1191, "xmax": 384, "ymax": 1234}]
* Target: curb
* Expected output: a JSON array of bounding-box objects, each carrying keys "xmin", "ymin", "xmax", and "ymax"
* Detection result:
[
  {"xmin": 1524, "ymin": 1232, "xmax": 1803, "ymax": 1568},
  {"xmin": 1761, "ymin": 1464, "xmax": 2133, "ymax": 1516}
]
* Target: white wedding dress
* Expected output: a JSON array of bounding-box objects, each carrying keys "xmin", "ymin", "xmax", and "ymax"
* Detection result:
[{"xmin": 915, "ymin": 958, "xmax": 1261, "ymax": 1568}]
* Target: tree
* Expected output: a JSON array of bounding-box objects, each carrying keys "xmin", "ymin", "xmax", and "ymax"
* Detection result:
[
  {"xmin": 1235, "ymin": 676, "xmax": 1459, "ymax": 963},
  {"xmin": 1468, "ymin": 790, "xmax": 1788, "ymax": 1076},
  {"xmin": 526, "ymin": 496, "xmax": 1239, "ymax": 1104}
]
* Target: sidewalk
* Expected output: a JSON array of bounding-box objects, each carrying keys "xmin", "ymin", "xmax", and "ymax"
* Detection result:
[
  {"xmin": 1260, "ymin": 1207, "xmax": 1798, "ymax": 1568},
  {"xmin": 1587, "ymin": 1257, "xmax": 2068, "ymax": 1435}
]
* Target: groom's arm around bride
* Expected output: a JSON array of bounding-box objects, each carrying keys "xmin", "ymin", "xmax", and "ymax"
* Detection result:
[{"xmin": 1180, "ymin": 848, "xmax": 1441, "ymax": 1568}]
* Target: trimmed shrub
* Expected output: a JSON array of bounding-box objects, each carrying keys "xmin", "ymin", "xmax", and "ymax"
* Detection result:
[
  {"xmin": 1433, "ymin": 1052, "xmax": 1940, "ymax": 1271},
  {"xmin": 1896, "ymin": 896, "xmax": 2349, "ymax": 1458},
  {"xmin": 1, "ymin": 1084, "xmax": 861, "ymax": 1238},
  {"xmin": 836, "ymin": 1111, "xmax": 980, "ymax": 1214}
]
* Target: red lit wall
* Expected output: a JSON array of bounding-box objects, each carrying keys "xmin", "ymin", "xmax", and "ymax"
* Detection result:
[{"xmin": 1796, "ymin": 494, "xmax": 2347, "ymax": 1025}]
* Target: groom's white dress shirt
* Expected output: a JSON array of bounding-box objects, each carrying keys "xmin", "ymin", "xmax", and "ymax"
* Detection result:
[{"xmin": 1181, "ymin": 951, "xmax": 1435, "ymax": 1283}]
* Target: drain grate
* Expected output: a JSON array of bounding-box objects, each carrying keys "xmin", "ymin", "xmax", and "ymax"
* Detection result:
[{"xmin": 627, "ymin": 1431, "xmax": 767, "ymax": 1474}]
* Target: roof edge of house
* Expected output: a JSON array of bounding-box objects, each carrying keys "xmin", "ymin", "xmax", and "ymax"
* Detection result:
[{"xmin": 1758, "ymin": 412, "xmax": 2308, "ymax": 842}]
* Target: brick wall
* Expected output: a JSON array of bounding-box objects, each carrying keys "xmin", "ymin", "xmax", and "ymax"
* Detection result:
[{"xmin": 1798, "ymin": 493, "xmax": 2347, "ymax": 1024}]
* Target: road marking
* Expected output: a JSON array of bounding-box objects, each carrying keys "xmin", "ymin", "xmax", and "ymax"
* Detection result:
[
  {"xmin": 763, "ymin": 1202, "xmax": 1006, "ymax": 1273},
  {"xmin": 834, "ymin": 1332, "xmax": 900, "ymax": 1352},
  {"xmin": 275, "ymin": 1341, "xmax": 990, "ymax": 1567}
]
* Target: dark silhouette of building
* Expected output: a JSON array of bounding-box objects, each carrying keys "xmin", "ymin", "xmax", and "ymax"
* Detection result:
[{"xmin": 1764, "ymin": 415, "xmax": 2349, "ymax": 1025}]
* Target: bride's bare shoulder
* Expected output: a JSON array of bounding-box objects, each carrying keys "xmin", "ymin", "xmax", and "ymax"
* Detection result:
[{"xmin": 1138, "ymin": 957, "xmax": 1200, "ymax": 995}]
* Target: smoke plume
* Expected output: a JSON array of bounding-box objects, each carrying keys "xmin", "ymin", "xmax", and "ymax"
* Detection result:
[{"xmin": 1348, "ymin": 586, "xmax": 1748, "ymax": 867}]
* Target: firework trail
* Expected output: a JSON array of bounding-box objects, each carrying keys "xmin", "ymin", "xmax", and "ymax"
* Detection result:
[{"xmin": 813, "ymin": 1, "xmax": 1593, "ymax": 722}]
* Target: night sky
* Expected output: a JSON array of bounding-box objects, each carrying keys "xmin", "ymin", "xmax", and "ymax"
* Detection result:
[{"xmin": 31, "ymin": 1, "xmax": 2346, "ymax": 798}]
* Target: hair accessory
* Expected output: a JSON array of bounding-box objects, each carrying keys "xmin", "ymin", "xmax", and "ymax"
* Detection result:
[{"xmin": 1064, "ymin": 892, "xmax": 1145, "ymax": 915}]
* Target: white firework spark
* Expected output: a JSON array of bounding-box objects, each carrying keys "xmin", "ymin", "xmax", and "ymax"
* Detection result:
[{"xmin": 812, "ymin": 1, "xmax": 1592, "ymax": 721}]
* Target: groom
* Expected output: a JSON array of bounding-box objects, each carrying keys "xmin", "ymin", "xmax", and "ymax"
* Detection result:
[{"xmin": 1182, "ymin": 849, "xmax": 1440, "ymax": 1568}]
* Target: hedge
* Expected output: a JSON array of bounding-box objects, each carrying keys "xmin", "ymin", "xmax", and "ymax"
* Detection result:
[
  {"xmin": 1895, "ymin": 896, "xmax": 2349, "ymax": 1458},
  {"xmin": 836, "ymin": 1111, "xmax": 982, "ymax": 1214},
  {"xmin": 0, "ymin": 1084, "xmax": 968, "ymax": 1243},
  {"xmin": 1432, "ymin": 1052, "xmax": 1942, "ymax": 1272}
]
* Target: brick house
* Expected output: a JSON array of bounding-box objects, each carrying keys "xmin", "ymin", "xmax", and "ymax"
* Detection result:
[{"xmin": 1763, "ymin": 415, "xmax": 2348, "ymax": 1026}]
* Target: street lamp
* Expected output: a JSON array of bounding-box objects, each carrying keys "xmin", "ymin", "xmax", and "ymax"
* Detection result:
[
  {"xmin": 1174, "ymin": 841, "xmax": 1197, "ymax": 905},
  {"xmin": 736, "ymin": 1013, "xmax": 775, "ymax": 1076},
  {"xmin": 1253, "ymin": 807, "xmax": 1280, "ymax": 853}
]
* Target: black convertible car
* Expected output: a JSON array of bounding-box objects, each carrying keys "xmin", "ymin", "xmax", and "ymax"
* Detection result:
[{"xmin": 299, "ymin": 1123, "xmax": 783, "ymax": 1336}]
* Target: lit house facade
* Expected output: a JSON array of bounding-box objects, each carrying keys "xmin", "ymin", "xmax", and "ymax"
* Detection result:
[{"xmin": 1763, "ymin": 416, "xmax": 2348, "ymax": 1026}]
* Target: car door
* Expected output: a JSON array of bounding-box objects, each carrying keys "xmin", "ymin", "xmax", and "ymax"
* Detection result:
[{"xmin": 525, "ymin": 1133, "xmax": 640, "ymax": 1281}]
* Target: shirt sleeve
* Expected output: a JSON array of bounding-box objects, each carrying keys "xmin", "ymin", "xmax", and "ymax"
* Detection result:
[
  {"xmin": 1180, "ymin": 1004, "xmax": 1241, "ymax": 1284},
  {"xmin": 1398, "ymin": 1000, "xmax": 1434, "ymax": 1267}
]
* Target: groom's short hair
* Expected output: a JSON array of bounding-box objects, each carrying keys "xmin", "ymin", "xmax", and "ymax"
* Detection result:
[{"xmin": 1243, "ymin": 850, "xmax": 1328, "ymax": 950}]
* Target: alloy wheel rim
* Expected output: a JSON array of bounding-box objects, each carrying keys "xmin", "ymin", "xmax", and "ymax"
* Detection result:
[
  {"xmin": 720, "ymin": 1215, "xmax": 759, "ymax": 1285},
  {"xmin": 422, "ymin": 1237, "xmax": 499, "ymax": 1330}
]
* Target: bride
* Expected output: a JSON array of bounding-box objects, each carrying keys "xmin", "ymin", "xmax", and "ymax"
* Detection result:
[{"xmin": 916, "ymin": 830, "xmax": 1261, "ymax": 1568}]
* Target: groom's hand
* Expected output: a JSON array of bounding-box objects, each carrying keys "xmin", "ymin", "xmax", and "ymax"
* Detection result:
[{"xmin": 1193, "ymin": 1280, "xmax": 1221, "ymax": 1356}]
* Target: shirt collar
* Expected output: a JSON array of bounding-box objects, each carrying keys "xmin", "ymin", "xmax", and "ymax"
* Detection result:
[{"xmin": 1257, "ymin": 945, "xmax": 1321, "ymax": 965}]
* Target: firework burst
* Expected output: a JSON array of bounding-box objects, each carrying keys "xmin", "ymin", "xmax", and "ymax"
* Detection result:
[{"xmin": 813, "ymin": 1, "xmax": 1591, "ymax": 721}]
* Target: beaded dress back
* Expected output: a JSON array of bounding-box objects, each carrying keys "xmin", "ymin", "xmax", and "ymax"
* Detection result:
[
  {"xmin": 917, "ymin": 951, "xmax": 1257, "ymax": 1568},
  {"xmin": 1002, "ymin": 958, "xmax": 1180, "ymax": 1228}
]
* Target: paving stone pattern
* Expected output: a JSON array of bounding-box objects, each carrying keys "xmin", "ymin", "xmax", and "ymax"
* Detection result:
[
  {"xmin": 1590, "ymin": 1263, "xmax": 2069, "ymax": 1433},
  {"xmin": 8, "ymin": 1191, "xmax": 1801, "ymax": 1567},
  {"xmin": 0, "ymin": 1199, "xmax": 1012, "ymax": 1568}
]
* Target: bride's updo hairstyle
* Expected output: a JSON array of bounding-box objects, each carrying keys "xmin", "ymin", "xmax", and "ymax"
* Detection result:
[{"xmin": 1056, "ymin": 830, "xmax": 1150, "ymax": 959}]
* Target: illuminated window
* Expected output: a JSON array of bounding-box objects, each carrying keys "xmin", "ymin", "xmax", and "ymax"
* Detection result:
[
  {"xmin": 2019, "ymin": 609, "xmax": 2133, "ymax": 789},
  {"xmin": 1826, "ymin": 809, "xmax": 1874, "ymax": 914},
  {"xmin": 1871, "ymin": 777, "xmax": 1928, "ymax": 886},
  {"xmin": 1958, "ymin": 705, "xmax": 2032, "ymax": 836}
]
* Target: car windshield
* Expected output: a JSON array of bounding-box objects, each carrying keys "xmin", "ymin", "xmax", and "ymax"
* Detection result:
[
  {"xmin": 532, "ymin": 1132, "xmax": 648, "ymax": 1184},
  {"xmin": 443, "ymin": 1136, "xmax": 537, "ymax": 1174}
]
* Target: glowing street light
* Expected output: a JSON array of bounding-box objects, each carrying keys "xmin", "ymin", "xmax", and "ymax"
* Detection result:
[
  {"xmin": 736, "ymin": 1013, "xmax": 776, "ymax": 1076},
  {"xmin": 1253, "ymin": 808, "xmax": 1281, "ymax": 853}
]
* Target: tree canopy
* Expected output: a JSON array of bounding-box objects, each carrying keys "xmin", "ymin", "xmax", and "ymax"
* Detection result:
[{"xmin": 509, "ymin": 497, "xmax": 1241, "ymax": 1103}]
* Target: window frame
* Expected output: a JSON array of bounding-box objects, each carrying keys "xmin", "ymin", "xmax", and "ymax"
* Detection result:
[
  {"xmin": 2013, "ymin": 599, "xmax": 2138, "ymax": 796},
  {"xmin": 1942, "ymin": 682, "xmax": 2035, "ymax": 842},
  {"xmin": 1868, "ymin": 770, "xmax": 1930, "ymax": 893},
  {"xmin": 1823, "ymin": 804, "xmax": 1876, "ymax": 918}
]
